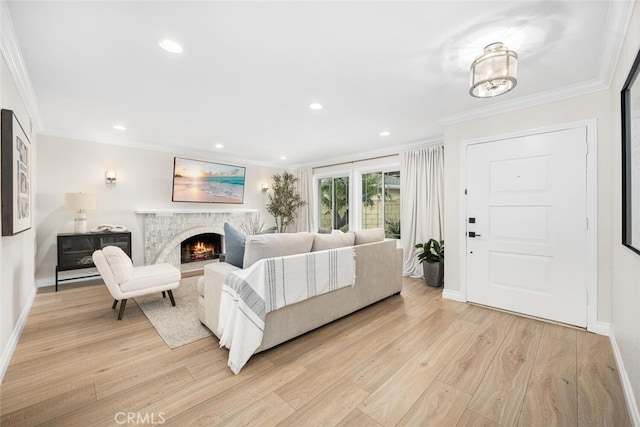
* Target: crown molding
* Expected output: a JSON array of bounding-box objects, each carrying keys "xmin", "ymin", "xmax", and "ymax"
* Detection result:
[
  {"xmin": 440, "ymin": 78, "xmax": 607, "ymax": 127},
  {"xmin": 0, "ymin": 1, "xmax": 42, "ymax": 131},
  {"xmin": 292, "ymin": 136, "xmax": 443, "ymax": 170},
  {"xmin": 38, "ymin": 129, "xmax": 278, "ymax": 169},
  {"xmin": 597, "ymin": 0, "xmax": 635, "ymax": 89}
]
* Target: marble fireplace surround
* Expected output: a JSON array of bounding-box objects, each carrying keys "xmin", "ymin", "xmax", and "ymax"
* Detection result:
[{"xmin": 135, "ymin": 209, "xmax": 258, "ymax": 265}]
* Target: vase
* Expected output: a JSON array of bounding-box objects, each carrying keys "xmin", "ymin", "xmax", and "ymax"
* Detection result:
[{"xmin": 423, "ymin": 262, "xmax": 443, "ymax": 287}]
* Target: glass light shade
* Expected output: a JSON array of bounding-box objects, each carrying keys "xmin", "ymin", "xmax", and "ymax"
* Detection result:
[
  {"xmin": 469, "ymin": 42, "xmax": 518, "ymax": 98},
  {"xmin": 105, "ymin": 169, "xmax": 117, "ymax": 183}
]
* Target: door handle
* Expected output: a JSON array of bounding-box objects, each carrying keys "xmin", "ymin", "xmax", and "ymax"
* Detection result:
[{"xmin": 468, "ymin": 231, "xmax": 482, "ymax": 238}]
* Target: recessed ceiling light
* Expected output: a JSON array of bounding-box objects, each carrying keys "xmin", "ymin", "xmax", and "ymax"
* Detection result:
[
  {"xmin": 280, "ymin": 156, "xmax": 287, "ymax": 160},
  {"xmin": 214, "ymin": 143, "xmax": 224, "ymax": 149},
  {"xmin": 379, "ymin": 131, "xmax": 390, "ymax": 136},
  {"xmin": 309, "ymin": 103, "xmax": 323, "ymax": 110},
  {"xmin": 159, "ymin": 39, "xmax": 183, "ymax": 54},
  {"xmin": 112, "ymin": 125, "xmax": 127, "ymax": 131}
]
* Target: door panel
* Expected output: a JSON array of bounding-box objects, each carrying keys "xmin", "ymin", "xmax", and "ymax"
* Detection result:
[
  {"xmin": 466, "ymin": 127, "xmax": 587, "ymax": 327},
  {"xmin": 490, "ymin": 206, "xmax": 550, "ymax": 242}
]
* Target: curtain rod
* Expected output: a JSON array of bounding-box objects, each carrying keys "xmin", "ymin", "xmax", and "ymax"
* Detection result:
[{"xmin": 313, "ymin": 153, "xmax": 399, "ymax": 170}]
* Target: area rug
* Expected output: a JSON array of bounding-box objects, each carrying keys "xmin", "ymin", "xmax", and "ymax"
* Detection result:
[{"xmin": 134, "ymin": 276, "xmax": 212, "ymax": 349}]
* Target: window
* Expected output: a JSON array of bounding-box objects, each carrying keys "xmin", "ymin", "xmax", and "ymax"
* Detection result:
[
  {"xmin": 318, "ymin": 176, "xmax": 350, "ymax": 231},
  {"xmin": 361, "ymin": 171, "xmax": 400, "ymax": 238}
]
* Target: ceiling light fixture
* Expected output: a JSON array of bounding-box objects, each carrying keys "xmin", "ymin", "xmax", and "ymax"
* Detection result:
[
  {"xmin": 112, "ymin": 124, "xmax": 127, "ymax": 131},
  {"xmin": 469, "ymin": 42, "xmax": 518, "ymax": 98},
  {"xmin": 214, "ymin": 143, "xmax": 224, "ymax": 149},
  {"xmin": 379, "ymin": 131, "xmax": 390, "ymax": 136},
  {"xmin": 309, "ymin": 103, "xmax": 323, "ymax": 110},
  {"xmin": 159, "ymin": 39, "xmax": 183, "ymax": 54},
  {"xmin": 280, "ymin": 156, "xmax": 287, "ymax": 160}
]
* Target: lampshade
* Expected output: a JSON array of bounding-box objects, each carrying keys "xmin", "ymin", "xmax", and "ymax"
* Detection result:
[
  {"xmin": 64, "ymin": 193, "xmax": 96, "ymax": 211},
  {"xmin": 469, "ymin": 42, "xmax": 518, "ymax": 98}
]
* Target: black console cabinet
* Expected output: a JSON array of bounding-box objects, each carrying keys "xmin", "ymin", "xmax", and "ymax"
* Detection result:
[{"xmin": 56, "ymin": 231, "xmax": 131, "ymax": 291}]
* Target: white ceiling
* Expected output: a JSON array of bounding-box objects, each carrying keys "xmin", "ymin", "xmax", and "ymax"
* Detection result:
[{"xmin": 4, "ymin": 1, "xmax": 633, "ymax": 167}]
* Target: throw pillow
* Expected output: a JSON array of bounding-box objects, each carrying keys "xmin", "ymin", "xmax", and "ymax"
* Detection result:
[
  {"xmin": 261, "ymin": 225, "xmax": 277, "ymax": 234},
  {"xmin": 312, "ymin": 232, "xmax": 355, "ymax": 251},
  {"xmin": 223, "ymin": 223, "xmax": 246, "ymax": 268},
  {"xmin": 353, "ymin": 228, "xmax": 385, "ymax": 245},
  {"xmin": 243, "ymin": 232, "xmax": 315, "ymax": 268}
]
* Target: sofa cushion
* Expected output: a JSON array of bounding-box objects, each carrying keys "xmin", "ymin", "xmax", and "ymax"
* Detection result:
[
  {"xmin": 224, "ymin": 223, "xmax": 279, "ymax": 268},
  {"xmin": 223, "ymin": 223, "xmax": 246, "ymax": 268},
  {"xmin": 312, "ymin": 232, "xmax": 355, "ymax": 251},
  {"xmin": 353, "ymin": 228, "xmax": 385, "ymax": 245},
  {"xmin": 243, "ymin": 232, "xmax": 314, "ymax": 268},
  {"xmin": 102, "ymin": 245, "xmax": 133, "ymax": 283}
]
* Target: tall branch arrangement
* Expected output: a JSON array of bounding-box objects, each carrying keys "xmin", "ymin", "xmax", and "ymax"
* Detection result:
[{"xmin": 265, "ymin": 171, "xmax": 306, "ymax": 233}]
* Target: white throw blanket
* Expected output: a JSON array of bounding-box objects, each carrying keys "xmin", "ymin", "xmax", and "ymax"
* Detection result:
[{"xmin": 217, "ymin": 247, "xmax": 356, "ymax": 374}]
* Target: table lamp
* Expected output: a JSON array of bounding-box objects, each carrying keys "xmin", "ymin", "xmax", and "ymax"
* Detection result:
[{"xmin": 65, "ymin": 193, "xmax": 96, "ymax": 233}]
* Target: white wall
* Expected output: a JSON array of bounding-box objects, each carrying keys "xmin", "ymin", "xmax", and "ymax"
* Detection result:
[
  {"xmin": 610, "ymin": 1, "xmax": 640, "ymax": 420},
  {"xmin": 35, "ymin": 134, "xmax": 280, "ymax": 284},
  {"xmin": 443, "ymin": 90, "xmax": 613, "ymax": 321},
  {"xmin": 0, "ymin": 56, "xmax": 38, "ymax": 379}
]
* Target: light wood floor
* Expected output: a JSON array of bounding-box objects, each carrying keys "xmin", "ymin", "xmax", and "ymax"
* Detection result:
[{"xmin": 0, "ymin": 276, "xmax": 631, "ymax": 426}]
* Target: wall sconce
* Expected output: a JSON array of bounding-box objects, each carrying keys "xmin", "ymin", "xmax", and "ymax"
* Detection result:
[
  {"xmin": 105, "ymin": 168, "xmax": 117, "ymax": 184},
  {"xmin": 261, "ymin": 183, "xmax": 269, "ymax": 192}
]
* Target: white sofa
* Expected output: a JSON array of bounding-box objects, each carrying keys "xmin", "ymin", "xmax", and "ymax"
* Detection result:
[{"xmin": 197, "ymin": 229, "xmax": 403, "ymax": 354}]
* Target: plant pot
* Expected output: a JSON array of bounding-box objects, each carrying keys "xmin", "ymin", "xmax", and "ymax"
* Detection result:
[{"xmin": 423, "ymin": 262, "xmax": 443, "ymax": 287}]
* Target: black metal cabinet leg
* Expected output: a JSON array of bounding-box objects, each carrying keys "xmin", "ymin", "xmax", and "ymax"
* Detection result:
[{"xmin": 55, "ymin": 266, "xmax": 59, "ymax": 292}]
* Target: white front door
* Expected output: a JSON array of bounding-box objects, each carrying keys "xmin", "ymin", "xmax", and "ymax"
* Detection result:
[{"xmin": 466, "ymin": 127, "xmax": 588, "ymax": 327}]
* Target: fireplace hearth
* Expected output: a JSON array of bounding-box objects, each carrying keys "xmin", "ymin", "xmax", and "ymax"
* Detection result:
[{"xmin": 181, "ymin": 233, "xmax": 222, "ymax": 264}]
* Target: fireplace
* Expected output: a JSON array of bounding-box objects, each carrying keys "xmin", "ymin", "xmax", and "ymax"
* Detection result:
[
  {"xmin": 136, "ymin": 208, "xmax": 257, "ymax": 265},
  {"xmin": 180, "ymin": 233, "xmax": 222, "ymax": 264}
]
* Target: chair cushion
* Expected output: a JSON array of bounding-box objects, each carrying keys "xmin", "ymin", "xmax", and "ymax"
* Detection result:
[
  {"xmin": 312, "ymin": 232, "xmax": 355, "ymax": 251},
  {"xmin": 120, "ymin": 263, "xmax": 181, "ymax": 293},
  {"xmin": 102, "ymin": 246, "xmax": 134, "ymax": 283},
  {"xmin": 353, "ymin": 228, "xmax": 385, "ymax": 245},
  {"xmin": 243, "ymin": 232, "xmax": 314, "ymax": 268}
]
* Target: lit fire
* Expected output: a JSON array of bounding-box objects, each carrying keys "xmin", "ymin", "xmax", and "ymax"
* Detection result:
[{"xmin": 187, "ymin": 241, "xmax": 216, "ymax": 261}]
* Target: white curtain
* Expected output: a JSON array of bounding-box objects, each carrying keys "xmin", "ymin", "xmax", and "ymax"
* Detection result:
[
  {"xmin": 401, "ymin": 145, "xmax": 444, "ymax": 277},
  {"xmin": 294, "ymin": 167, "xmax": 314, "ymax": 232}
]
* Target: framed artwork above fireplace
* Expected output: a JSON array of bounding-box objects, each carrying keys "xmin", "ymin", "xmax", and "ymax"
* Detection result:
[{"xmin": 172, "ymin": 156, "xmax": 245, "ymax": 204}]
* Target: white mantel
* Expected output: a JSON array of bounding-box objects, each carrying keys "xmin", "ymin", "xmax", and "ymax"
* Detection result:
[
  {"xmin": 137, "ymin": 208, "xmax": 257, "ymax": 265},
  {"xmin": 135, "ymin": 208, "xmax": 258, "ymax": 215}
]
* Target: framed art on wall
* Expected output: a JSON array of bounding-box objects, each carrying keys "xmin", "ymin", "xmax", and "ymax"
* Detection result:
[
  {"xmin": 1, "ymin": 109, "xmax": 31, "ymax": 236},
  {"xmin": 622, "ymin": 47, "xmax": 640, "ymax": 255},
  {"xmin": 172, "ymin": 156, "xmax": 246, "ymax": 204}
]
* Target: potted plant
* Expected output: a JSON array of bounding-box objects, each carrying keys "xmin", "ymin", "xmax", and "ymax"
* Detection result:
[
  {"xmin": 415, "ymin": 239, "xmax": 444, "ymax": 287},
  {"xmin": 265, "ymin": 171, "xmax": 306, "ymax": 233}
]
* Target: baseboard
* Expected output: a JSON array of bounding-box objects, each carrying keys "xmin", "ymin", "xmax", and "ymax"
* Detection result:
[
  {"xmin": 609, "ymin": 331, "xmax": 640, "ymax": 426},
  {"xmin": 36, "ymin": 277, "xmax": 54, "ymax": 288},
  {"xmin": 0, "ymin": 284, "xmax": 37, "ymax": 383},
  {"xmin": 589, "ymin": 320, "xmax": 612, "ymax": 336},
  {"xmin": 442, "ymin": 289, "xmax": 466, "ymax": 302},
  {"xmin": 37, "ymin": 274, "xmax": 101, "ymax": 289}
]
